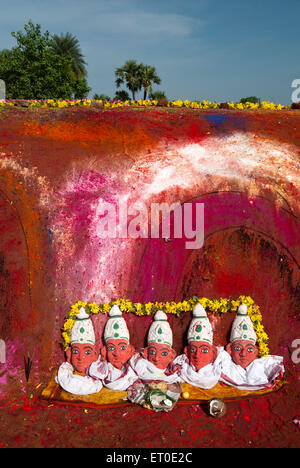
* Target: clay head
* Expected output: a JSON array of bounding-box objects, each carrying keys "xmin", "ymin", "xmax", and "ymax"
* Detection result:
[
  {"xmin": 67, "ymin": 307, "xmax": 98, "ymax": 373},
  {"xmin": 184, "ymin": 340, "xmax": 217, "ymax": 371},
  {"xmin": 146, "ymin": 310, "xmax": 177, "ymax": 369},
  {"xmin": 101, "ymin": 339, "xmax": 135, "ymax": 370},
  {"xmin": 67, "ymin": 343, "xmax": 98, "ymax": 374},
  {"xmin": 145, "ymin": 342, "xmax": 176, "ymax": 369},
  {"xmin": 185, "ymin": 304, "xmax": 216, "ymax": 370},
  {"xmin": 227, "ymin": 304, "xmax": 259, "ymax": 369},
  {"xmin": 102, "ymin": 305, "xmax": 134, "ymax": 369},
  {"xmin": 226, "ymin": 340, "xmax": 259, "ymax": 369}
]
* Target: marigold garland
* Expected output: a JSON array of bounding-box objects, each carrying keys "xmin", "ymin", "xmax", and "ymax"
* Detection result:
[{"xmin": 62, "ymin": 295, "xmax": 270, "ymax": 357}]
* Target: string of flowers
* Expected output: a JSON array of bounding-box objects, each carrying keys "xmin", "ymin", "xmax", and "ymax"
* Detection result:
[
  {"xmin": 62, "ymin": 295, "xmax": 269, "ymax": 357},
  {"xmin": 0, "ymin": 98, "xmax": 286, "ymax": 110}
]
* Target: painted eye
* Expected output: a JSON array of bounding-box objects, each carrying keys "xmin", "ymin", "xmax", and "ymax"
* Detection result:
[
  {"xmin": 120, "ymin": 345, "xmax": 126, "ymax": 351},
  {"xmin": 201, "ymin": 348, "xmax": 209, "ymax": 353},
  {"xmin": 247, "ymin": 347, "xmax": 254, "ymax": 353},
  {"xmin": 190, "ymin": 348, "xmax": 197, "ymax": 354},
  {"xmin": 108, "ymin": 346, "xmax": 115, "ymax": 352},
  {"xmin": 161, "ymin": 351, "xmax": 168, "ymax": 357},
  {"xmin": 85, "ymin": 350, "xmax": 92, "ymax": 355},
  {"xmin": 234, "ymin": 346, "xmax": 242, "ymax": 352},
  {"xmin": 149, "ymin": 349, "xmax": 156, "ymax": 355},
  {"xmin": 72, "ymin": 349, "xmax": 79, "ymax": 354}
]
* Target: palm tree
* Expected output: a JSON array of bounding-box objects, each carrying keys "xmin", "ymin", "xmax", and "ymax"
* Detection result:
[
  {"xmin": 51, "ymin": 32, "xmax": 87, "ymax": 79},
  {"xmin": 115, "ymin": 60, "xmax": 142, "ymax": 100},
  {"xmin": 139, "ymin": 64, "xmax": 161, "ymax": 100}
]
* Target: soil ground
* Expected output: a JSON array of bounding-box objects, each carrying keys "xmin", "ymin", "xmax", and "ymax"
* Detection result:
[{"xmin": 0, "ymin": 367, "xmax": 299, "ymax": 448}]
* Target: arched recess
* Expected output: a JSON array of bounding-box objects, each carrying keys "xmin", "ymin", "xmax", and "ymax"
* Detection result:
[
  {"xmin": 128, "ymin": 191, "xmax": 300, "ymax": 355},
  {"xmin": 0, "ymin": 168, "xmax": 55, "ymax": 369},
  {"xmin": 0, "ymin": 191, "xmax": 32, "ymax": 339}
]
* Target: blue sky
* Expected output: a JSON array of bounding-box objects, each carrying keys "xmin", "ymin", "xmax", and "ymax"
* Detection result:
[{"xmin": 0, "ymin": 0, "xmax": 299, "ymax": 103}]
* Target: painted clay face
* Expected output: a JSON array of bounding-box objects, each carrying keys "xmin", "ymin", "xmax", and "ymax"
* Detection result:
[
  {"xmin": 104, "ymin": 339, "xmax": 134, "ymax": 370},
  {"xmin": 184, "ymin": 340, "xmax": 217, "ymax": 371},
  {"xmin": 146, "ymin": 343, "xmax": 176, "ymax": 369},
  {"xmin": 226, "ymin": 340, "xmax": 259, "ymax": 369},
  {"xmin": 68, "ymin": 343, "xmax": 98, "ymax": 374}
]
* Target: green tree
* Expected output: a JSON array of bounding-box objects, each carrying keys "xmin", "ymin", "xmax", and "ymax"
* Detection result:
[
  {"xmin": 114, "ymin": 89, "xmax": 130, "ymax": 101},
  {"xmin": 72, "ymin": 77, "xmax": 90, "ymax": 99},
  {"xmin": 149, "ymin": 90, "xmax": 167, "ymax": 101},
  {"xmin": 139, "ymin": 64, "xmax": 161, "ymax": 100},
  {"xmin": 240, "ymin": 96, "xmax": 260, "ymax": 104},
  {"xmin": 115, "ymin": 59, "xmax": 142, "ymax": 100},
  {"xmin": 51, "ymin": 32, "xmax": 87, "ymax": 80},
  {"xmin": 0, "ymin": 21, "xmax": 89, "ymax": 99},
  {"xmin": 0, "ymin": 49, "xmax": 11, "ymax": 60},
  {"xmin": 93, "ymin": 93, "xmax": 110, "ymax": 101}
]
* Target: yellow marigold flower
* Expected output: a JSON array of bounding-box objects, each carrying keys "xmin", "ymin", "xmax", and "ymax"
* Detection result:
[
  {"xmin": 144, "ymin": 302, "xmax": 153, "ymax": 315},
  {"xmin": 62, "ymin": 332, "xmax": 71, "ymax": 347},
  {"xmin": 181, "ymin": 300, "xmax": 190, "ymax": 312},
  {"xmin": 63, "ymin": 318, "xmax": 75, "ymax": 330},
  {"xmin": 89, "ymin": 302, "xmax": 100, "ymax": 314},
  {"xmin": 103, "ymin": 303, "xmax": 111, "ymax": 314},
  {"xmin": 260, "ymin": 332, "xmax": 269, "ymax": 341}
]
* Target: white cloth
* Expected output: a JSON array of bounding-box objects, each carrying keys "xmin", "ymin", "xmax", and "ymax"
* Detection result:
[
  {"xmin": 55, "ymin": 361, "xmax": 103, "ymax": 395},
  {"xmin": 89, "ymin": 357, "xmax": 139, "ymax": 391},
  {"xmin": 219, "ymin": 351, "xmax": 284, "ymax": 391},
  {"xmin": 173, "ymin": 347, "xmax": 226, "ymax": 389},
  {"xmin": 129, "ymin": 350, "xmax": 183, "ymax": 384}
]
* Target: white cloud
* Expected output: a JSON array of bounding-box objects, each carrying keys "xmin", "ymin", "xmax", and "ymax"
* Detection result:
[
  {"xmin": 93, "ymin": 12, "xmax": 200, "ymax": 37},
  {"xmin": 0, "ymin": 1, "xmax": 201, "ymax": 38}
]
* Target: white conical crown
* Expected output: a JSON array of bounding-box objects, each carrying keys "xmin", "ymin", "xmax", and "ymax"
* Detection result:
[
  {"xmin": 230, "ymin": 304, "xmax": 257, "ymax": 343},
  {"xmin": 148, "ymin": 310, "xmax": 173, "ymax": 347},
  {"xmin": 104, "ymin": 305, "xmax": 130, "ymax": 342},
  {"xmin": 187, "ymin": 304, "xmax": 213, "ymax": 344},
  {"xmin": 70, "ymin": 307, "xmax": 95, "ymax": 345}
]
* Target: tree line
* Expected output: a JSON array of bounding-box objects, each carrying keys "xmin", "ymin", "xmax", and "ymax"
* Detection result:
[
  {"xmin": 0, "ymin": 21, "xmax": 166, "ymax": 101},
  {"xmin": 0, "ymin": 21, "xmax": 261, "ymax": 104}
]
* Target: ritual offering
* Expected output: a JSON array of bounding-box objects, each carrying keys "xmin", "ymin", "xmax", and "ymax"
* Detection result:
[
  {"xmin": 41, "ymin": 296, "xmax": 286, "ymax": 410},
  {"xmin": 127, "ymin": 381, "xmax": 181, "ymax": 412},
  {"xmin": 208, "ymin": 398, "xmax": 227, "ymax": 418}
]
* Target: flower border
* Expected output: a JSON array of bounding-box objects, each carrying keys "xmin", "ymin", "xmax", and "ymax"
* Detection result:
[
  {"xmin": 0, "ymin": 98, "xmax": 286, "ymax": 110},
  {"xmin": 62, "ymin": 295, "xmax": 269, "ymax": 357}
]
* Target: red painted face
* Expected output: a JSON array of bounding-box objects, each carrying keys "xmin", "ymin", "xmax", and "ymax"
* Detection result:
[
  {"xmin": 226, "ymin": 340, "xmax": 259, "ymax": 369},
  {"xmin": 146, "ymin": 343, "xmax": 176, "ymax": 369},
  {"xmin": 185, "ymin": 341, "xmax": 217, "ymax": 371},
  {"xmin": 104, "ymin": 339, "xmax": 134, "ymax": 370},
  {"xmin": 68, "ymin": 343, "xmax": 98, "ymax": 374}
]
